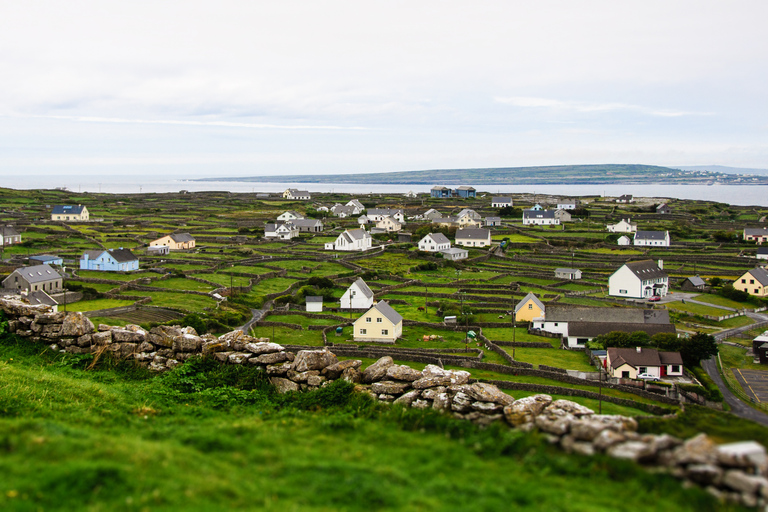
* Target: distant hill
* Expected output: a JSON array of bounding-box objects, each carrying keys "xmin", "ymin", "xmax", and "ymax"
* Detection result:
[
  {"xmin": 196, "ymin": 164, "xmax": 768, "ymax": 185},
  {"xmin": 675, "ymin": 165, "xmax": 768, "ymax": 176}
]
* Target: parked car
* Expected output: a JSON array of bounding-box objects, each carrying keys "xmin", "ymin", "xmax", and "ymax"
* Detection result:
[
  {"xmin": 647, "ymin": 295, "xmax": 661, "ymax": 302},
  {"xmin": 636, "ymin": 373, "xmax": 660, "ymax": 381}
]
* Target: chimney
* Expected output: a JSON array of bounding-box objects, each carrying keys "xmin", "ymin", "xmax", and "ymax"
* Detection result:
[
  {"xmin": 636, "ymin": 347, "xmax": 642, "ymax": 353},
  {"xmin": 658, "ymin": 259, "xmax": 663, "ymax": 269}
]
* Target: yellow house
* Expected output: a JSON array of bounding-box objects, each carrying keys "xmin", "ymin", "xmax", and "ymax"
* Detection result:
[
  {"xmin": 51, "ymin": 205, "xmax": 89, "ymax": 221},
  {"xmin": 150, "ymin": 233, "xmax": 196, "ymax": 251},
  {"xmin": 353, "ymin": 301, "xmax": 403, "ymax": 344},
  {"xmin": 734, "ymin": 267, "xmax": 768, "ymax": 297},
  {"xmin": 514, "ymin": 292, "xmax": 545, "ymax": 322}
]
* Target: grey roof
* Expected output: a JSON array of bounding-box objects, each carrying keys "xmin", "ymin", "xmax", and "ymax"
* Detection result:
[
  {"xmin": 431, "ymin": 186, "xmax": 451, "ymax": 190},
  {"xmin": 757, "ymin": 247, "xmax": 768, "ymax": 255},
  {"xmin": 52, "ymin": 205, "xmax": 86, "ymax": 215},
  {"xmin": 287, "ymin": 189, "xmax": 310, "ymax": 195},
  {"xmin": 26, "ymin": 290, "xmax": 58, "ymax": 307},
  {"xmin": 109, "ymin": 249, "xmax": 139, "ymax": 263},
  {"xmin": 544, "ymin": 305, "xmax": 670, "ymax": 325},
  {"xmin": 341, "ymin": 228, "xmax": 370, "ymax": 242},
  {"xmin": 635, "ymin": 230, "xmax": 668, "ymax": 240},
  {"xmin": 455, "ymin": 228, "xmax": 490, "ymax": 239},
  {"xmin": 367, "ymin": 208, "xmax": 402, "ymax": 216},
  {"xmin": 624, "ymin": 260, "xmax": 668, "ymax": 280},
  {"xmin": 0, "ymin": 226, "xmax": 20, "ymax": 237},
  {"xmin": 29, "ymin": 255, "xmax": 61, "ymax": 263},
  {"xmin": 7, "ymin": 264, "xmax": 61, "ymax": 284},
  {"xmin": 745, "ymin": 227, "xmax": 768, "ymax": 237},
  {"xmin": 440, "ymin": 247, "xmax": 467, "ymax": 256},
  {"xmin": 290, "ymin": 219, "xmax": 322, "ymax": 228},
  {"xmin": 746, "ymin": 267, "xmax": 768, "ymax": 287},
  {"xmin": 485, "ymin": 216, "xmax": 501, "ymax": 221},
  {"xmin": 684, "ymin": 276, "xmax": 707, "ymax": 287},
  {"xmin": 515, "ymin": 292, "xmax": 545, "ymax": 314},
  {"xmin": 456, "ymin": 186, "xmax": 476, "ymax": 191},
  {"xmin": 423, "ymin": 233, "xmax": 450, "ymax": 245},
  {"xmin": 305, "ymin": 296, "xmax": 324, "ymax": 303},
  {"xmin": 371, "ymin": 301, "xmax": 403, "ymax": 325},
  {"xmin": 492, "ymin": 197, "xmax": 512, "ymax": 204},
  {"xmin": 457, "ymin": 209, "xmax": 479, "ymax": 217},
  {"xmin": 555, "ymin": 268, "xmax": 580, "ymax": 274},
  {"xmin": 570, "ymin": 322, "xmax": 676, "ymax": 338},
  {"xmin": 523, "ymin": 209, "xmax": 556, "ymax": 219},
  {"xmin": 332, "ymin": 205, "xmax": 356, "ymax": 215},
  {"xmin": 170, "ymin": 233, "xmax": 195, "ymax": 243},
  {"xmin": 352, "ymin": 278, "xmax": 374, "ymax": 298}
]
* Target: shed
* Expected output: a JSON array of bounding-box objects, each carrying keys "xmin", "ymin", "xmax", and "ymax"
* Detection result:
[
  {"xmin": 680, "ymin": 276, "xmax": 707, "ymax": 292},
  {"xmin": 306, "ymin": 296, "xmax": 324, "ymax": 312}
]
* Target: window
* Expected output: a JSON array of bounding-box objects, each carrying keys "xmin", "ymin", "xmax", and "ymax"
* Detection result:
[
  {"xmin": 671, "ymin": 365, "xmax": 680, "ymax": 373},
  {"xmin": 622, "ymin": 371, "xmax": 630, "ymax": 378},
  {"xmin": 756, "ymin": 289, "xmax": 760, "ymax": 294},
  {"xmin": 376, "ymin": 317, "xmax": 382, "ymax": 323},
  {"xmin": 639, "ymin": 367, "xmax": 647, "ymax": 374},
  {"xmin": 528, "ymin": 304, "xmax": 533, "ymax": 310},
  {"xmin": 359, "ymin": 329, "xmax": 367, "ymax": 335},
  {"xmin": 750, "ymin": 279, "xmax": 755, "ymax": 284},
  {"xmin": 742, "ymin": 279, "xmax": 747, "ymax": 283},
  {"xmin": 381, "ymin": 329, "xmax": 388, "ymax": 335},
  {"xmin": 366, "ymin": 317, "xmax": 371, "ymax": 323},
  {"xmin": 619, "ymin": 289, "xmax": 627, "ymax": 294}
]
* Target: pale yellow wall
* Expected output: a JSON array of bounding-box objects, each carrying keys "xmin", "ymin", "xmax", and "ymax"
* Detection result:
[
  {"xmin": 734, "ymin": 271, "xmax": 768, "ymax": 297},
  {"xmin": 353, "ymin": 312, "xmax": 401, "ymax": 342},
  {"xmin": 609, "ymin": 363, "xmax": 637, "ymax": 379},
  {"xmin": 515, "ymin": 299, "xmax": 544, "ymax": 322}
]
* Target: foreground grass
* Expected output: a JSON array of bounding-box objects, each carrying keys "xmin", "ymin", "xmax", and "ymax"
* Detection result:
[{"xmin": 0, "ymin": 335, "xmax": 743, "ymax": 512}]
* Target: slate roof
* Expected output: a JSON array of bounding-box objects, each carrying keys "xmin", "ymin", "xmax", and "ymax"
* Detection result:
[
  {"xmin": 367, "ymin": 208, "xmax": 403, "ymax": 217},
  {"xmin": 684, "ymin": 276, "xmax": 707, "ymax": 287},
  {"xmin": 26, "ymin": 290, "xmax": 58, "ymax": 307},
  {"xmin": 455, "ymin": 228, "xmax": 490, "ymax": 240},
  {"xmin": 544, "ymin": 305, "xmax": 670, "ymax": 325},
  {"xmin": 659, "ymin": 351, "xmax": 683, "ymax": 365},
  {"xmin": 372, "ymin": 301, "xmax": 403, "ymax": 325},
  {"xmin": 457, "ymin": 209, "xmax": 479, "ymax": 218},
  {"xmin": 607, "ymin": 347, "xmax": 663, "ymax": 369},
  {"xmin": 746, "ymin": 267, "xmax": 768, "ymax": 287},
  {"xmin": 515, "ymin": 292, "xmax": 545, "ymax": 314},
  {"xmin": 290, "ymin": 219, "xmax": 322, "ymax": 228},
  {"xmin": 635, "ymin": 230, "xmax": 668, "ymax": 240},
  {"xmin": 624, "ymin": 260, "xmax": 668, "ymax": 280},
  {"xmin": 523, "ymin": 210, "xmax": 556, "ymax": 219},
  {"xmin": 440, "ymin": 247, "xmax": 467, "ymax": 257},
  {"xmin": 52, "ymin": 205, "xmax": 86, "ymax": 215},
  {"xmin": 351, "ymin": 278, "xmax": 374, "ymax": 298},
  {"xmin": 305, "ymin": 296, "xmax": 323, "ymax": 303},
  {"xmin": 492, "ymin": 197, "xmax": 512, "ymax": 204},
  {"xmin": 341, "ymin": 228, "xmax": 370, "ymax": 242},
  {"xmin": 423, "ymin": 233, "xmax": 450, "ymax": 245},
  {"xmin": 170, "ymin": 233, "xmax": 195, "ymax": 243},
  {"xmin": 0, "ymin": 226, "xmax": 20, "ymax": 237},
  {"xmin": 744, "ymin": 227, "xmax": 768, "ymax": 237},
  {"xmin": 109, "ymin": 249, "xmax": 138, "ymax": 263},
  {"xmin": 8, "ymin": 264, "xmax": 61, "ymax": 284},
  {"xmin": 757, "ymin": 247, "xmax": 768, "ymax": 256}
]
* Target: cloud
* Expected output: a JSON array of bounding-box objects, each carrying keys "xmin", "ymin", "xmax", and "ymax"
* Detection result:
[{"xmin": 494, "ymin": 96, "xmax": 711, "ymax": 117}]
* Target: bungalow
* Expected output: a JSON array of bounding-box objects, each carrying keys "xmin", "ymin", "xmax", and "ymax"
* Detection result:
[
  {"xmin": 29, "ymin": 254, "xmax": 63, "ymax": 266},
  {"xmin": 366, "ymin": 208, "xmax": 405, "ymax": 223},
  {"xmin": 616, "ymin": 194, "xmax": 634, "ymax": 204},
  {"xmin": 606, "ymin": 347, "xmax": 683, "ymax": 379},
  {"xmin": 353, "ymin": 301, "xmax": 403, "ymax": 343},
  {"xmin": 485, "ymin": 216, "xmax": 502, "ymax": 227},
  {"xmin": 744, "ymin": 227, "xmax": 768, "ymax": 244},
  {"xmin": 430, "ymin": 186, "xmax": 452, "ymax": 198},
  {"xmin": 306, "ymin": 296, "xmax": 323, "ymax": 313},
  {"xmin": 0, "ymin": 226, "xmax": 21, "ymax": 245},
  {"xmin": 734, "ymin": 267, "xmax": 768, "ymax": 297},
  {"xmin": 331, "ymin": 204, "xmax": 357, "ymax": 218},
  {"xmin": 375, "ymin": 216, "xmax": 403, "ymax": 232},
  {"xmin": 325, "ymin": 228, "xmax": 372, "ymax": 251},
  {"xmin": 290, "ymin": 218, "xmax": 323, "ymax": 233},
  {"xmin": 492, "ymin": 197, "xmax": 513, "ymax": 208},
  {"xmin": 283, "ymin": 189, "xmax": 311, "ymax": 200},
  {"xmin": 608, "ymin": 260, "xmax": 668, "ymax": 299},
  {"xmin": 455, "ymin": 228, "xmax": 491, "ymax": 248},
  {"xmin": 532, "ymin": 305, "xmax": 674, "ymax": 348},
  {"xmin": 340, "ymin": 278, "xmax": 375, "ymax": 309},
  {"xmin": 680, "ymin": 276, "xmax": 707, "ymax": 292},
  {"xmin": 51, "ymin": 204, "xmax": 89, "ymax": 221},
  {"xmin": 617, "ymin": 235, "xmax": 631, "ymax": 246},
  {"xmin": 455, "ymin": 186, "xmax": 476, "ymax": 198},
  {"xmin": 554, "ymin": 209, "xmax": 572, "ymax": 223},
  {"xmin": 418, "ymin": 233, "xmax": 451, "ymax": 252},
  {"xmin": 634, "ymin": 231, "xmax": 670, "ymax": 247},
  {"xmin": 757, "ymin": 247, "xmax": 768, "ymax": 260},
  {"xmin": 439, "ymin": 247, "xmax": 468, "ymax": 261},
  {"xmin": 515, "ymin": 292, "xmax": 545, "ymax": 323},
  {"xmin": 147, "ymin": 245, "xmax": 170, "ymax": 256},
  {"xmin": 522, "ymin": 210, "xmax": 560, "ymax": 226},
  {"xmin": 556, "ymin": 200, "xmax": 578, "ymax": 210},
  {"xmin": 555, "ymin": 268, "xmax": 582, "ymax": 280},
  {"xmin": 80, "ymin": 249, "xmax": 139, "ymax": 272},
  {"xmin": 656, "ymin": 203, "xmax": 672, "ymax": 215},
  {"xmin": 264, "ymin": 222, "xmax": 299, "ymax": 240},
  {"xmin": 150, "ymin": 233, "xmax": 196, "ymax": 251},
  {"xmin": 346, "ymin": 199, "xmax": 365, "ymax": 213},
  {"xmin": 606, "ymin": 219, "xmax": 637, "ymax": 233},
  {"xmin": 2, "ymin": 264, "xmax": 63, "ymax": 294},
  {"xmin": 277, "ymin": 210, "xmax": 304, "ymax": 221}
]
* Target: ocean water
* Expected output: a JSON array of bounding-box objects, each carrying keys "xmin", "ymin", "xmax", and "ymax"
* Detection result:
[{"xmin": 3, "ymin": 174, "xmax": 767, "ymax": 206}]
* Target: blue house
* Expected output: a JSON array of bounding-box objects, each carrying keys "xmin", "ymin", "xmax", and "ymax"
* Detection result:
[
  {"xmin": 80, "ymin": 248, "xmax": 139, "ymax": 272},
  {"xmin": 29, "ymin": 254, "xmax": 64, "ymax": 266},
  {"xmin": 455, "ymin": 186, "xmax": 476, "ymax": 198},
  {"xmin": 430, "ymin": 186, "xmax": 452, "ymax": 198}
]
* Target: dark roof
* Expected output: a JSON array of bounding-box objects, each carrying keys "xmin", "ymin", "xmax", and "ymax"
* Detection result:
[
  {"xmin": 746, "ymin": 267, "xmax": 768, "ymax": 287},
  {"xmin": 607, "ymin": 347, "xmax": 663, "ymax": 368},
  {"xmin": 340, "ymin": 228, "xmax": 370, "ymax": 242},
  {"xmin": 52, "ymin": 205, "xmax": 86, "ymax": 214},
  {"xmin": 635, "ymin": 230, "xmax": 668, "ymax": 240},
  {"xmin": 26, "ymin": 290, "xmax": 58, "ymax": 307},
  {"xmin": 684, "ymin": 276, "xmax": 706, "ymax": 287},
  {"xmin": 623, "ymin": 260, "xmax": 668, "ymax": 280},
  {"xmin": 659, "ymin": 351, "xmax": 683, "ymax": 365},
  {"xmin": 6, "ymin": 264, "xmax": 61, "ymax": 284},
  {"xmin": 109, "ymin": 249, "xmax": 138, "ymax": 263},
  {"xmin": 545, "ymin": 305, "xmax": 670, "ymax": 325},
  {"xmin": 744, "ymin": 227, "xmax": 768, "ymax": 236},
  {"xmin": 170, "ymin": 233, "xmax": 195, "ymax": 243},
  {"xmin": 523, "ymin": 210, "xmax": 556, "ymax": 219},
  {"xmin": 455, "ymin": 228, "xmax": 490, "ymax": 239},
  {"xmin": 757, "ymin": 247, "xmax": 768, "ymax": 255},
  {"xmin": 492, "ymin": 197, "xmax": 512, "ymax": 203},
  {"xmin": 569, "ymin": 322, "xmax": 676, "ymax": 338},
  {"xmin": 305, "ymin": 296, "xmax": 323, "ymax": 303}
]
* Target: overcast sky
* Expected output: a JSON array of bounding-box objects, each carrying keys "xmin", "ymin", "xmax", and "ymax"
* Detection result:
[{"xmin": 1, "ymin": 0, "xmax": 767, "ymax": 178}]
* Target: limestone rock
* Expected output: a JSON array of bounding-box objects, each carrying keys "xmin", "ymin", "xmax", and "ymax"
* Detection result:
[
  {"xmin": 560, "ymin": 435, "xmax": 595, "ymax": 456},
  {"xmin": 202, "ymin": 340, "xmax": 230, "ymax": 355},
  {"xmin": 214, "ymin": 351, "xmax": 233, "ymax": 362},
  {"xmin": 307, "ymin": 375, "xmax": 326, "ymax": 387},
  {"xmin": 606, "ymin": 441, "xmax": 656, "ymax": 463},
  {"xmin": 386, "ymin": 364, "xmax": 423, "ymax": 382},
  {"xmin": 291, "ymin": 370, "xmax": 321, "ymax": 383},
  {"xmin": 546, "ymin": 399, "xmax": 594, "ymax": 417},
  {"xmin": 293, "ymin": 349, "xmax": 338, "ymax": 372},
  {"xmin": 270, "ymin": 376, "xmax": 300, "ymax": 393},
  {"xmin": 463, "ymin": 382, "xmax": 515, "ymax": 406},
  {"xmin": 717, "ymin": 441, "xmax": 768, "ymax": 474},
  {"xmin": 421, "ymin": 387, "xmax": 447, "ymax": 400},
  {"xmin": 371, "ymin": 381, "xmax": 411, "ymax": 395},
  {"xmin": 422, "ymin": 364, "xmax": 470, "ymax": 385},
  {"xmin": 173, "ymin": 334, "xmax": 203, "ymax": 352},
  {"xmin": 245, "ymin": 341, "xmax": 286, "ymax": 355},
  {"xmin": 412, "ymin": 375, "xmax": 453, "ymax": 389},
  {"xmin": 57, "ymin": 312, "xmax": 95, "ymax": 337},
  {"xmin": 451, "ymin": 392, "xmax": 473, "ymax": 413},
  {"xmin": 411, "ymin": 399, "xmax": 431, "ymax": 409},
  {"xmin": 138, "ymin": 342, "xmax": 154, "ymax": 353},
  {"xmin": 361, "ymin": 356, "xmax": 394, "ymax": 383},
  {"xmin": 266, "ymin": 362, "xmax": 293, "ymax": 376},
  {"xmin": 570, "ymin": 415, "xmax": 637, "ymax": 442},
  {"xmin": 672, "ymin": 433, "xmax": 718, "ymax": 466},
  {"xmin": 340, "ymin": 367, "xmax": 361, "ymax": 384},
  {"xmin": 686, "ymin": 464, "xmax": 724, "ymax": 487},
  {"xmin": 76, "ymin": 334, "xmax": 92, "ymax": 347},
  {"xmin": 432, "ymin": 392, "xmax": 451, "ymax": 411},
  {"xmin": 321, "ymin": 359, "xmax": 362, "ymax": 380},
  {"xmin": 722, "ymin": 470, "xmax": 768, "ymax": 495},
  {"xmin": 503, "ymin": 395, "xmax": 552, "ymax": 427},
  {"xmin": 228, "ymin": 352, "xmax": 251, "ymax": 364},
  {"xmin": 592, "ymin": 429, "xmax": 628, "ymax": 452},
  {"xmin": 471, "ymin": 401, "xmax": 502, "ymax": 413},
  {"xmin": 253, "ymin": 351, "xmax": 291, "ymax": 365},
  {"xmin": 535, "ymin": 410, "xmax": 576, "ymax": 436},
  {"xmin": 393, "ymin": 390, "xmax": 421, "ymax": 407}
]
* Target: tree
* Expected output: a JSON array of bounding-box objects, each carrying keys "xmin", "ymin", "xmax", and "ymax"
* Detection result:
[
  {"xmin": 650, "ymin": 333, "xmax": 681, "ymax": 352},
  {"xmin": 679, "ymin": 332, "xmax": 718, "ymax": 367}
]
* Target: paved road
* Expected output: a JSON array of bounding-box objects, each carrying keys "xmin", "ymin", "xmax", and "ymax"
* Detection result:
[
  {"xmin": 238, "ymin": 306, "xmax": 270, "ymax": 334},
  {"xmin": 701, "ymin": 357, "xmax": 768, "ymax": 427}
]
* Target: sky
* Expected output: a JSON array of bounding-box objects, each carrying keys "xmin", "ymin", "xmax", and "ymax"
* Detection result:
[{"xmin": 1, "ymin": 0, "xmax": 767, "ymax": 179}]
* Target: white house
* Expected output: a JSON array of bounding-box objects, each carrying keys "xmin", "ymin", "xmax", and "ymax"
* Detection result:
[
  {"xmin": 340, "ymin": 278, "xmax": 375, "ymax": 309},
  {"xmin": 556, "ymin": 200, "xmax": 578, "ymax": 210},
  {"xmin": 555, "ymin": 268, "xmax": 581, "ymax": 280},
  {"xmin": 345, "ymin": 199, "xmax": 365, "ymax": 214},
  {"xmin": 440, "ymin": 247, "xmax": 468, "ymax": 261},
  {"xmin": 265, "ymin": 222, "xmax": 300, "ymax": 240},
  {"xmin": 606, "ymin": 219, "xmax": 637, "ymax": 233},
  {"xmin": 306, "ymin": 296, "xmax": 323, "ymax": 312},
  {"xmin": 418, "ymin": 233, "xmax": 451, "ymax": 252},
  {"xmin": 366, "ymin": 208, "xmax": 405, "ymax": 223},
  {"xmin": 608, "ymin": 260, "xmax": 669, "ymax": 299},
  {"xmin": 634, "ymin": 231, "xmax": 670, "ymax": 247},
  {"xmin": 277, "ymin": 211, "xmax": 304, "ymax": 222},
  {"xmin": 455, "ymin": 228, "xmax": 491, "ymax": 247},
  {"xmin": 353, "ymin": 301, "xmax": 403, "ymax": 343},
  {"xmin": 325, "ymin": 228, "xmax": 372, "ymax": 251},
  {"xmin": 617, "ymin": 235, "xmax": 632, "ymax": 246},
  {"xmin": 283, "ymin": 189, "xmax": 311, "ymax": 200},
  {"xmin": 492, "ymin": 197, "xmax": 513, "ymax": 208},
  {"xmin": 522, "ymin": 210, "xmax": 560, "ymax": 226}
]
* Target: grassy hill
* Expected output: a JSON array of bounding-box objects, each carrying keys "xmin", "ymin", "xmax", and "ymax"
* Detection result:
[{"xmin": 198, "ymin": 164, "xmax": 766, "ymax": 185}]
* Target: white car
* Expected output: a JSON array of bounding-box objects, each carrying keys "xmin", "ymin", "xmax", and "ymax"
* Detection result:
[{"xmin": 636, "ymin": 373, "xmax": 660, "ymax": 381}]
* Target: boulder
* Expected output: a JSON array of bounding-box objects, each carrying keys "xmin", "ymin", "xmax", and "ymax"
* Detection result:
[
  {"xmin": 293, "ymin": 349, "xmax": 338, "ymax": 372},
  {"xmin": 361, "ymin": 356, "xmax": 394, "ymax": 383},
  {"xmin": 245, "ymin": 341, "xmax": 285, "ymax": 355},
  {"xmin": 592, "ymin": 429, "xmax": 628, "ymax": 452},
  {"xmin": 432, "ymin": 392, "xmax": 451, "ymax": 411},
  {"xmin": 112, "ymin": 328, "xmax": 146, "ymax": 343},
  {"xmin": 202, "ymin": 340, "xmax": 230, "ymax": 355},
  {"xmin": 59, "ymin": 312, "xmax": 95, "ymax": 337},
  {"xmin": 535, "ymin": 410, "xmax": 575, "ymax": 436},
  {"xmin": 214, "ymin": 351, "xmax": 233, "ymax": 363},
  {"xmin": 138, "ymin": 342, "xmax": 155, "ymax": 353},
  {"xmin": 265, "ymin": 362, "xmax": 293, "ymax": 376},
  {"xmin": 291, "ymin": 370, "xmax": 320, "ymax": 383},
  {"xmin": 307, "ymin": 375, "xmax": 326, "ymax": 387},
  {"xmin": 412, "ymin": 375, "xmax": 453, "ymax": 389},
  {"xmin": 686, "ymin": 464, "xmax": 724, "ymax": 487},
  {"xmin": 253, "ymin": 351, "xmax": 291, "ymax": 365},
  {"xmin": 270, "ymin": 377, "xmax": 299, "ymax": 393},
  {"xmin": 76, "ymin": 334, "xmax": 92, "ymax": 347},
  {"xmin": 321, "ymin": 359, "xmax": 363, "ymax": 380},
  {"xmin": 545, "ymin": 400, "xmax": 594, "ymax": 417},
  {"xmin": 671, "ymin": 433, "xmax": 718, "ymax": 466},
  {"xmin": 606, "ymin": 441, "xmax": 656, "ymax": 463},
  {"xmin": 340, "ymin": 367, "xmax": 361, "ymax": 384},
  {"xmin": 451, "ymin": 392, "xmax": 473, "ymax": 413},
  {"xmin": 386, "ymin": 365, "xmax": 423, "ymax": 382},
  {"xmin": 463, "ymin": 382, "xmax": 515, "ymax": 406},
  {"xmin": 421, "ymin": 387, "xmax": 447, "ymax": 400},
  {"xmin": 173, "ymin": 334, "xmax": 203, "ymax": 352},
  {"xmin": 371, "ymin": 381, "xmax": 411, "ymax": 395},
  {"xmin": 393, "ymin": 390, "xmax": 421, "ymax": 407},
  {"xmin": 471, "ymin": 401, "xmax": 503, "ymax": 413},
  {"xmin": 570, "ymin": 415, "xmax": 637, "ymax": 442},
  {"xmin": 148, "ymin": 325, "xmax": 183, "ymax": 348},
  {"xmin": 422, "ymin": 364, "xmax": 470, "ymax": 385},
  {"xmin": 503, "ymin": 395, "xmax": 552, "ymax": 427},
  {"xmin": 722, "ymin": 470, "xmax": 768, "ymax": 495},
  {"xmin": 717, "ymin": 441, "xmax": 768, "ymax": 474}
]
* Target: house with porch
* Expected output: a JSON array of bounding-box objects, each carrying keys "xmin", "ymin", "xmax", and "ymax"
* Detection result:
[
  {"xmin": 485, "ymin": 216, "xmax": 502, "ymax": 227},
  {"xmin": 455, "ymin": 186, "xmax": 476, "ymax": 198},
  {"xmin": 340, "ymin": 278, "xmax": 375, "ymax": 310},
  {"xmin": 608, "ymin": 260, "xmax": 668, "ymax": 299},
  {"xmin": 430, "ymin": 186, "xmax": 452, "ymax": 198},
  {"xmin": 353, "ymin": 301, "xmax": 403, "ymax": 343},
  {"xmin": 375, "ymin": 216, "xmax": 403, "ymax": 232},
  {"xmin": 290, "ymin": 218, "xmax": 323, "ymax": 233}
]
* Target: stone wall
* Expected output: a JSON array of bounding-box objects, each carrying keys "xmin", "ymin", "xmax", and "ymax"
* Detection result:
[{"xmin": 1, "ymin": 295, "xmax": 767, "ymax": 508}]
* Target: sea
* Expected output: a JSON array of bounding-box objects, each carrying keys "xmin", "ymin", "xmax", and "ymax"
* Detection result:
[{"xmin": 3, "ymin": 174, "xmax": 767, "ymax": 206}]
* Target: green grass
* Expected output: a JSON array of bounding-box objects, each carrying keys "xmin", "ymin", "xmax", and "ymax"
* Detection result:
[
  {"xmin": 67, "ymin": 298, "xmax": 137, "ymax": 312},
  {"xmin": 198, "ymin": 273, "xmax": 252, "ymax": 288},
  {"xmin": 508, "ymin": 347, "xmax": 595, "ymax": 372},
  {"xmin": 75, "ymin": 270, "xmax": 156, "ymax": 281},
  {"xmin": 248, "ymin": 325, "xmax": 325, "ymax": 346},
  {"xmin": 691, "ymin": 293, "xmax": 755, "ymax": 310},
  {"xmin": 718, "ymin": 344, "xmax": 766, "ymax": 372},
  {"xmin": 152, "ymin": 277, "xmax": 217, "ymax": 292},
  {"xmin": 664, "ymin": 301, "xmax": 731, "ymax": 317},
  {"xmin": 250, "ymin": 277, "xmax": 299, "ymax": 296},
  {"xmin": 116, "ymin": 291, "xmax": 216, "ymax": 312}
]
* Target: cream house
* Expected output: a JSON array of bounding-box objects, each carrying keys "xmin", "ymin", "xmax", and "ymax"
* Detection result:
[
  {"xmin": 515, "ymin": 293, "xmax": 545, "ymax": 323},
  {"xmin": 734, "ymin": 267, "xmax": 768, "ymax": 297},
  {"xmin": 353, "ymin": 301, "xmax": 403, "ymax": 343},
  {"xmin": 455, "ymin": 228, "xmax": 491, "ymax": 247},
  {"xmin": 51, "ymin": 205, "xmax": 89, "ymax": 221},
  {"xmin": 375, "ymin": 216, "xmax": 403, "ymax": 232},
  {"xmin": 150, "ymin": 233, "xmax": 196, "ymax": 250}
]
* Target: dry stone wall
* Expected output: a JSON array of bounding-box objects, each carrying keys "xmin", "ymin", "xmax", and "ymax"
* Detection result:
[{"xmin": 1, "ymin": 295, "xmax": 767, "ymax": 508}]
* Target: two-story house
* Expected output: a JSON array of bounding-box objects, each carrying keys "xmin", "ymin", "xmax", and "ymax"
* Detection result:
[
  {"xmin": 606, "ymin": 219, "xmax": 637, "ymax": 233},
  {"xmin": 734, "ymin": 267, "xmax": 768, "ymax": 297},
  {"xmin": 2, "ymin": 264, "xmax": 62, "ymax": 293},
  {"xmin": 418, "ymin": 233, "xmax": 451, "ymax": 252},
  {"xmin": 340, "ymin": 278, "xmax": 375, "ymax": 310},
  {"xmin": 608, "ymin": 260, "xmax": 668, "ymax": 299},
  {"xmin": 264, "ymin": 222, "xmax": 300, "ymax": 240},
  {"xmin": 325, "ymin": 228, "xmax": 372, "ymax": 251},
  {"xmin": 353, "ymin": 301, "xmax": 403, "ymax": 343},
  {"xmin": 51, "ymin": 205, "xmax": 89, "ymax": 221},
  {"xmin": 375, "ymin": 216, "xmax": 403, "ymax": 232}
]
